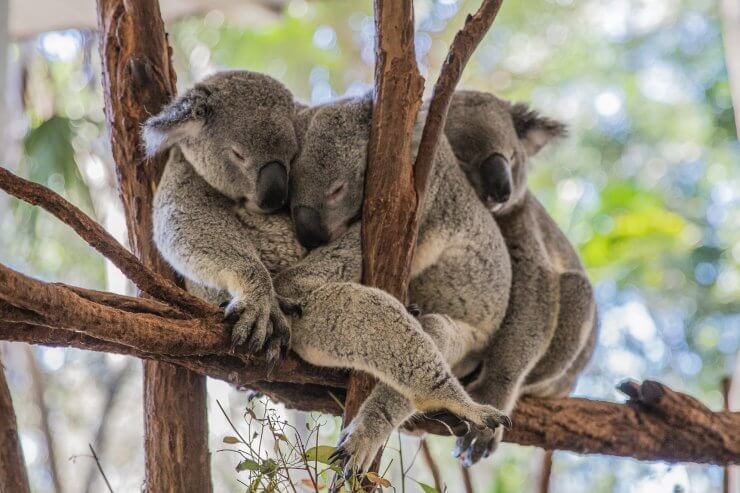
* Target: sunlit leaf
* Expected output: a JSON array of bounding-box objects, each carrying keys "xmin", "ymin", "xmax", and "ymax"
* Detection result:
[
  {"xmin": 365, "ymin": 472, "xmax": 391, "ymax": 487},
  {"xmin": 223, "ymin": 436, "xmax": 240, "ymax": 444},
  {"xmin": 236, "ymin": 459, "xmax": 261, "ymax": 472},
  {"xmin": 415, "ymin": 481, "xmax": 439, "ymax": 493},
  {"xmin": 303, "ymin": 445, "xmax": 336, "ymax": 464}
]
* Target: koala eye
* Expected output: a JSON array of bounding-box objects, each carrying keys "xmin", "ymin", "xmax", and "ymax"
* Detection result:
[
  {"xmin": 230, "ymin": 147, "xmax": 246, "ymax": 162},
  {"xmin": 326, "ymin": 180, "xmax": 348, "ymax": 205}
]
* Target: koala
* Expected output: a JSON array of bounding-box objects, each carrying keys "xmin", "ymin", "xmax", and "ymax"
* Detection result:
[
  {"xmin": 278, "ymin": 94, "xmax": 513, "ymax": 474},
  {"xmin": 144, "ymin": 71, "xmax": 306, "ymax": 368},
  {"xmin": 443, "ymin": 90, "xmax": 598, "ymax": 465},
  {"xmin": 144, "ymin": 73, "xmax": 509, "ymax": 450}
]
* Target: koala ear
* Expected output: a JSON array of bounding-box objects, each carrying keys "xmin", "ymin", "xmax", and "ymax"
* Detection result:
[
  {"xmin": 142, "ymin": 87, "xmax": 211, "ymax": 156},
  {"xmin": 509, "ymin": 103, "xmax": 567, "ymax": 156}
]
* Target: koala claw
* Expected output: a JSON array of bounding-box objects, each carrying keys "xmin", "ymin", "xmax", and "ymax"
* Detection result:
[
  {"xmin": 330, "ymin": 423, "xmax": 385, "ymax": 482},
  {"xmin": 223, "ymin": 296, "xmax": 269, "ymax": 352},
  {"xmin": 454, "ymin": 426, "xmax": 503, "ymax": 467}
]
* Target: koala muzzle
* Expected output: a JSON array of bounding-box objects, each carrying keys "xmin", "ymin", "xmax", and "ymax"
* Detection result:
[
  {"xmin": 256, "ymin": 161, "xmax": 288, "ymax": 212},
  {"xmin": 479, "ymin": 153, "xmax": 512, "ymax": 204},
  {"xmin": 293, "ymin": 206, "xmax": 330, "ymax": 249}
]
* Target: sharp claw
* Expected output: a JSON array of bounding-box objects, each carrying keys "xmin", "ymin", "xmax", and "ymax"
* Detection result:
[
  {"xmin": 265, "ymin": 355, "xmax": 278, "ymax": 377},
  {"xmin": 501, "ymin": 415, "xmax": 512, "ymax": 429}
]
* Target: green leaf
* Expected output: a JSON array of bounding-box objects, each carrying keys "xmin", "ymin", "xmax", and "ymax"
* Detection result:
[
  {"xmin": 303, "ymin": 445, "xmax": 336, "ymax": 464},
  {"xmin": 415, "ymin": 481, "xmax": 440, "ymax": 493},
  {"xmin": 236, "ymin": 459, "xmax": 261, "ymax": 472}
]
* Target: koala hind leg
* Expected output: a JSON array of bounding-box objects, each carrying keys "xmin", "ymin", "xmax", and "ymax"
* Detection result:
[
  {"xmin": 290, "ymin": 285, "xmax": 509, "ymax": 431},
  {"xmin": 330, "ymin": 314, "xmax": 498, "ymax": 476}
]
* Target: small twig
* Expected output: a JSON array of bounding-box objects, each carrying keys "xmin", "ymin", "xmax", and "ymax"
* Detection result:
[
  {"xmin": 420, "ymin": 439, "xmax": 442, "ymax": 493},
  {"xmin": 722, "ymin": 376, "xmax": 731, "ymax": 493},
  {"xmin": 414, "ymin": 0, "xmax": 505, "ymax": 211},
  {"xmin": 538, "ymin": 450, "xmax": 553, "ymax": 493},
  {"xmin": 88, "ymin": 444, "xmax": 114, "ymax": 493},
  {"xmin": 460, "ymin": 464, "xmax": 474, "ymax": 493},
  {"xmin": 0, "ymin": 166, "xmax": 215, "ymax": 317}
]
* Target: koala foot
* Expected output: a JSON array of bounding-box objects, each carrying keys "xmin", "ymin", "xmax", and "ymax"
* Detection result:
[
  {"xmin": 456, "ymin": 402, "xmax": 511, "ymax": 434},
  {"xmin": 224, "ymin": 294, "xmax": 291, "ymax": 371},
  {"xmin": 453, "ymin": 426, "xmax": 504, "ymax": 467},
  {"xmin": 329, "ymin": 422, "xmax": 387, "ymax": 480}
]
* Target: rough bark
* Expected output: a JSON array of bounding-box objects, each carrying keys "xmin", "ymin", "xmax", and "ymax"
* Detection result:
[
  {"xmin": 0, "ymin": 355, "xmax": 31, "ymax": 493},
  {"xmin": 347, "ymin": 0, "xmax": 425, "ymax": 480},
  {"xmin": 95, "ymin": 0, "xmax": 211, "ymax": 490},
  {"xmin": 0, "ymin": 167, "xmax": 214, "ymax": 317},
  {"xmin": 2, "ymin": 315, "xmax": 739, "ymax": 465},
  {"xmin": 347, "ymin": 0, "xmax": 505, "ymax": 479},
  {"xmin": 24, "ymin": 347, "xmax": 63, "ymax": 493}
]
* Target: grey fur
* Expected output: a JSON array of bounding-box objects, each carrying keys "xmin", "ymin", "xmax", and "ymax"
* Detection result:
[
  {"xmin": 444, "ymin": 91, "xmax": 598, "ymax": 464},
  {"xmin": 282, "ymin": 96, "xmax": 512, "ymax": 473},
  {"xmin": 146, "ymin": 73, "xmax": 509, "ymax": 453},
  {"xmin": 145, "ymin": 71, "xmax": 305, "ymax": 362}
]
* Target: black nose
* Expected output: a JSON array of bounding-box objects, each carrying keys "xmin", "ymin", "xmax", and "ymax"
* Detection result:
[
  {"xmin": 293, "ymin": 206, "xmax": 330, "ymax": 249},
  {"xmin": 479, "ymin": 153, "xmax": 512, "ymax": 203},
  {"xmin": 256, "ymin": 161, "xmax": 288, "ymax": 211}
]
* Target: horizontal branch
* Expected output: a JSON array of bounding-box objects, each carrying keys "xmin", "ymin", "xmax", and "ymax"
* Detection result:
[
  {"xmin": 2, "ymin": 310, "xmax": 738, "ymax": 465},
  {"xmin": 0, "ymin": 166, "xmax": 216, "ymax": 317}
]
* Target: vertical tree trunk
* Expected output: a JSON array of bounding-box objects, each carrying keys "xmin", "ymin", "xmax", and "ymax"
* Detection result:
[
  {"xmin": 0, "ymin": 4, "xmax": 29, "ymax": 491},
  {"xmin": 344, "ymin": 0, "xmax": 425, "ymax": 479},
  {"xmin": 0, "ymin": 355, "xmax": 31, "ymax": 493},
  {"xmin": 95, "ymin": 1, "xmax": 211, "ymax": 491}
]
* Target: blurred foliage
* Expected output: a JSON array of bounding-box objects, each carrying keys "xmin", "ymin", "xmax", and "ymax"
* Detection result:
[{"xmin": 1, "ymin": 0, "xmax": 738, "ymax": 492}]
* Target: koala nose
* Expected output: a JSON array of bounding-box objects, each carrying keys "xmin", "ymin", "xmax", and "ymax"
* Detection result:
[
  {"xmin": 256, "ymin": 161, "xmax": 288, "ymax": 212},
  {"xmin": 293, "ymin": 206, "xmax": 330, "ymax": 249},
  {"xmin": 479, "ymin": 153, "xmax": 512, "ymax": 204}
]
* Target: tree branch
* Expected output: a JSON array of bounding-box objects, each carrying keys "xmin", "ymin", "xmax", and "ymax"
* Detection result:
[
  {"xmin": 3, "ymin": 311, "xmax": 738, "ymax": 465},
  {"xmin": 0, "ymin": 354, "xmax": 31, "ymax": 493},
  {"xmin": 414, "ymin": 0, "xmax": 504, "ymax": 208},
  {"xmin": 0, "ymin": 166, "xmax": 215, "ymax": 318}
]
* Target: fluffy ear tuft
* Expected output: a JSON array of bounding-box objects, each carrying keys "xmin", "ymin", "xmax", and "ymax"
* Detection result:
[
  {"xmin": 142, "ymin": 88, "xmax": 210, "ymax": 156},
  {"xmin": 509, "ymin": 103, "xmax": 567, "ymax": 156}
]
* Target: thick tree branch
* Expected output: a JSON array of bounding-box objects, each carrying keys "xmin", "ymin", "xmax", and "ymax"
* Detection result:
[
  {"xmin": 0, "ymin": 264, "xmax": 226, "ymax": 356},
  {"xmin": 349, "ymin": 0, "xmax": 426, "ymax": 478},
  {"xmin": 96, "ymin": 0, "xmax": 211, "ymax": 488},
  {"xmin": 2, "ymin": 314, "xmax": 738, "ymax": 465},
  {"xmin": 0, "ymin": 354, "xmax": 31, "ymax": 493},
  {"xmin": 0, "ymin": 166, "xmax": 215, "ymax": 318}
]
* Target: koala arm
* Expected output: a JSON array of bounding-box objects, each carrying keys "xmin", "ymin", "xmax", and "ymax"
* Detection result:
[
  {"xmin": 272, "ymin": 222, "xmax": 362, "ymax": 300},
  {"xmin": 154, "ymin": 149, "xmax": 271, "ymax": 298},
  {"xmin": 154, "ymin": 149, "xmax": 291, "ymax": 356}
]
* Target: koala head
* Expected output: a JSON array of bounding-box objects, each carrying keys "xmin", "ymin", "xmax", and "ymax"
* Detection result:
[
  {"xmin": 445, "ymin": 91, "xmax": 566, "ymax": 215},
  {"xmin": 142, "ymin": 70, "xmax": 299, "ymax": 213},
  {"xmin": 289, "ymin": 95, "xmax": 373, "ymax": 249}
]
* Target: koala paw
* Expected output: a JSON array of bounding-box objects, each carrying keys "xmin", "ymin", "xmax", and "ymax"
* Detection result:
[
  {"xmin": 224, "ymin": 293, "xmax": 292, "ymax": 373},
  {"xmin": 453, "ymin": 426, "xmax": 504, "ymax": 467},
  {"xmin": 329, "ymin": 422, "xmax": 387, "ymax": 480},
  {"xmin": 460, "ymin": 403, "xmax": 511, "ymax": 435}
]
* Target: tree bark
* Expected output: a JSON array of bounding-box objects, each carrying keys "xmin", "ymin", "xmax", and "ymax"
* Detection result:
[
  {"xmin": 95, "ymin": 0, "xmax": 211, "ymax": 491},
  {"xmin": 347, "ymin": 0, "xmax": 505, "ymax": 479},
  {"xmin": 24, "ymin": 347, "xmax": 63, "ymax": 493},
  {"xmin": 2, "ymin": 316, "xmax": 739, "ymax": 465},
  {"xmin": 0, "ymin": 354, "xmax": 31, "ymax": 493},
  {"xmin": 347, "ymin": 0, "xmax": 425, "ymax": 480}
]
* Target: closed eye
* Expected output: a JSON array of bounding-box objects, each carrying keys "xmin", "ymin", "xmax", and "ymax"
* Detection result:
[
  {"xmin": 230, "ymin": 147, "xmax": 245, "ymax": 162},
  {"xmin": 326, "ymin": 181, "xmax": 347, "ymax": 205}
]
